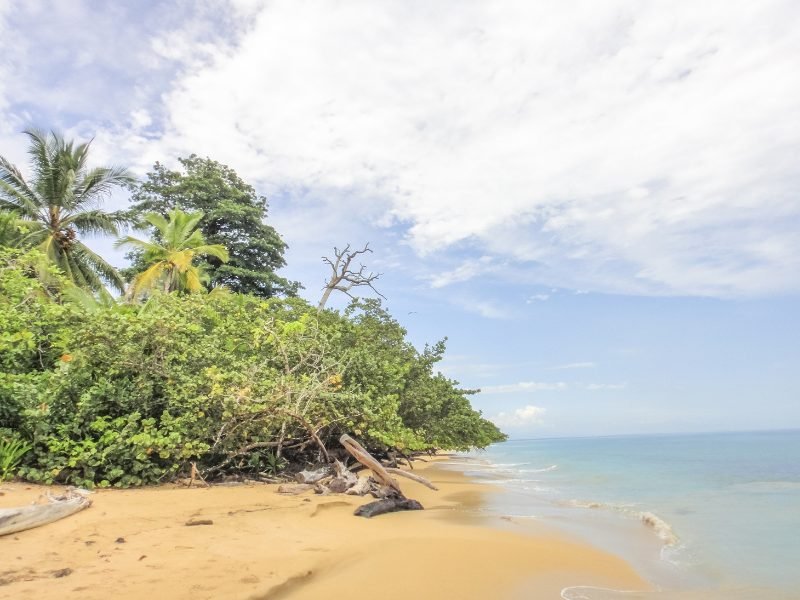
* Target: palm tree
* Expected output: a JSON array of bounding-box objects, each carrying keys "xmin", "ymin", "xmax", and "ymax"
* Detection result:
[
  {"xmin": 0, "ymin": 129, "xmax": 134, "ymax": 292},
  {"xmin": 115, "ymin": 209, "xmax": 229, "ymax": 298}
]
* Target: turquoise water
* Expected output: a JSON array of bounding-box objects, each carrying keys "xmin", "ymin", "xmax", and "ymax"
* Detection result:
[{"xmin": 457, "ymin": 430, "xmax": 800, "ymax": 599}]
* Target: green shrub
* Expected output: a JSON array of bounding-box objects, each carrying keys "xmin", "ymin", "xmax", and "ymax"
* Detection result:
[
  {"xmin": 0, "ymin": 249, "xmax": 506, "ymax": 487},
  {"xmin": 0, "ymin": 434, "xmax": 32, "ymax": 481}
]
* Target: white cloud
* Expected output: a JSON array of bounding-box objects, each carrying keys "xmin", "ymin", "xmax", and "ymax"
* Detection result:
[
  {"xmin": 481, "ymin": 381, "xmax": 567, "ymax": 394},
  {"xmin": 491, "ymin": 405, "xmax": 547, "ymax": 428},
  {"xmin": 4, "ymin": 1, "xmax": 800, "ymax": 298},
  {"xmin": 460, "ymin": 299, "xmax": 512, "ymax": 320},
  {"xmin": 130, "ymin": 0, "xmax": 800, "ymax": 298},
  {"xmin": 526, "ymin": 293, "xmax": 550, "ymax": 303},
  {"xmin": 428, "ymin": 256, "xmax": 494, "ymax": 288}
]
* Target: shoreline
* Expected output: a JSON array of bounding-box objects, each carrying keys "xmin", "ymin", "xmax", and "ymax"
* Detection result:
[{"xmin": 0, "ymin": 458, "xmax": 647, "ymax": 599}]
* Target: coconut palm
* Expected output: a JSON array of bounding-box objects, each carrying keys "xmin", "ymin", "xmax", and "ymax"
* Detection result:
[
  {"xmin": 115, "ymin": 209, "xmax": 229, "ymax": 298},
  {"xmin": 0, "ymin": 129, "xmax": 134, "ymax": 292}
]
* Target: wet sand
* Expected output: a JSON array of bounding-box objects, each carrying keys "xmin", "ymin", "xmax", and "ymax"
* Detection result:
[{"xmin": 0, "ymin": 458, "xmax": 645, "ymax": 599}]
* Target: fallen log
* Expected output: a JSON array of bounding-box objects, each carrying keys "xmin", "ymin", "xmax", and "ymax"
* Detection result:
[
  {"xmin": 385, "ymin": 467, "xmax": 438, "ymax": 491},
  {"xmin": 354, "ymin": 498, "xmax": 424, "ymax": 518},
  {"xmin": 0, "ymin": 490, "xmax": 91, "ymax": 536},
  {"xmin": 339, "ymin": 435, "xmax": 402, "ymax": 494}
]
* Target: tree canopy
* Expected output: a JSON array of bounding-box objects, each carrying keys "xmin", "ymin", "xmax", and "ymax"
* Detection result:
[{"xmin": 126, "ymin": 155, "xmax": 298, "ymax": 297}]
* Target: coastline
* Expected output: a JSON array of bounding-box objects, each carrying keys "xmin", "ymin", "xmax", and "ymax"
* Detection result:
[{"xmin": 0, "ymin": 458, "xmax": 646, "ymax": 599}]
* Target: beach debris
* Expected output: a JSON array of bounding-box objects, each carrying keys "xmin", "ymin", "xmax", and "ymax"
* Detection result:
[
  {"xmin": 385, "ymin": 467, "xmax": 438, "ymax": 491},
  {"xmin": 115, "ymin": 537, "xmax": 126, "ymax": 544},
  {"xmin": 51, "ymin": 568, "xmax": 72, "ymax": 578},
  {"xmin": 270, "ymin": 435, "xmax": 437, "ymax": 514},
  {"xmin": 185, "ymin": 518, "xmax": 214, "ymax": 526},
  {"xmin": 339, "ymin": 435, "xmax": 403, "ymax": 495},
  {"xmin": 295, "ymin": 466, "xmax": 332, "ymax": 485},
  {"xmin": 187, "ymin": 462, "xmax": 210, "ymax": 488},
  {"xmin": 339, "ymin": 434, "xmax": 431, "ymax": 517},
  {"xmin": 277, "ymin": 483, "xmax": 315, "ymax": 495},
  {"xmin": 353, "ymin": 498, "xmax": 423, "ymax": 518},
  {"xmin": 0, "ymin": 489, "xmax": 91, "ymax": 536},
  {"xmin": 344, "ymin": 476, "xmax": 372, "ymax": 496}
]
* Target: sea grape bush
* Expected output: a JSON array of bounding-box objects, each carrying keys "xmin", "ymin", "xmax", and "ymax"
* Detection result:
[{"xmin": 0, "ymin": 249, "xmax": 505, "ymax": 487}]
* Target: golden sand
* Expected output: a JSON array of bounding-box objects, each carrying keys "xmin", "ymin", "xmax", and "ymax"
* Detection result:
[{"xmin": 0, "ymin": 459, "xmax": 645, "ymax": 599}]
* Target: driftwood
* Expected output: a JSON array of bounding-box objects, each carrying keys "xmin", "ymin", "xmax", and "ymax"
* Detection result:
[
  {"xmin": 385, "ymin": 467, "xmax": 438, "ymax": 491},
  {"xmin": 277, "ymin": 483, "xmax": 315, "ymax": 495},
  {"xmin": 354, "ymin": 498, "xmax": 423, "ymax": 518},
  {"xmin": 295, "ymin": 466, "xmax": 332, "ymax": 484},
  {"xmin": 339, "ymin": 435, "xmax": 402, "ymax": 494},
  {"xmin": 345, "ymin": 476, "xmax": 373, "ymax": 496},
  {"xmin": 0, "ymin": 490, "xmax": 91, "ymax": 536},
  {"xmin": 339, "ymin": 434, "xmax": 430, "ymax": 517},
  {"xmin": 272, "ymin": 436, "xmax": 435, "ymax": 516},
  {"xmin": 328, "ymin": 460, "xmax": 358, "ymax": 492}
]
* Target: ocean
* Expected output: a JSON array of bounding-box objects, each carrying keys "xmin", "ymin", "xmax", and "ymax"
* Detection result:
[{"xmin": 454, "ymin": 430, "xmax": 800, "ymax": 599}]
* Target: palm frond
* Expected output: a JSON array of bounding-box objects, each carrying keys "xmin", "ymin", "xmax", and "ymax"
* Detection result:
[
  {"xmin": 195, "ymin": 243, "xmax": 229, "ymax": 262},
  {"xmin": 72, "ymin": 241, "xmax": 125, "ymax": 292},
  {"xmin": 177, "ymin": 211, "xmax": 204, "ymax": 244},
  {"xmin": 143, "ymin": 212, "xmax": 170, "ymax": 234},
  {"xmin": 183, "ymin": 267, "xmax": 205, "ymax": 293},
  {"xmin": 0, "ymin": 156, "xmax": 43, "ymax": 218},
  {"xmin": 76, "ymin": 166, "xmax": 135, "ymax": 206},
  {"xmin": 169, "ymin": 249, "xmax": 195, "ymax": 271},
  {"xmin": 131, "ymin": 262, "xmax": 166, "ymax": 297},
  {"xmin": 63, "ymin": 209, "xmax": 122, "ymax": 236},
  {"xmin": 114, "ymin": 235, "xmax": 163, "ymax": 255}
]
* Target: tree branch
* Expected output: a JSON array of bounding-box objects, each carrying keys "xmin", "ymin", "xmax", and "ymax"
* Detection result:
[{"xmin": 318, "ymin": 243, "xmax": 386, "ymax": 311}]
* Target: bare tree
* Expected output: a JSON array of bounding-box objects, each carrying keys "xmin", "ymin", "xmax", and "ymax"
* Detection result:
[{"xmin": 317, "ymin": 243, "xmax": 386, "ymax": 311}]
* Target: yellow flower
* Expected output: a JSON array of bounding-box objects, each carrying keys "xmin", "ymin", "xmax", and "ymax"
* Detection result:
[{"xmin": 60, "ymin": 353, "xmax": 73, "ymax": 362}]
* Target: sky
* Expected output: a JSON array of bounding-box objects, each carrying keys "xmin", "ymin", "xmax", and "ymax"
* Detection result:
[{"xmin": 0, "ymin": 0, "xmax": 798, "ymax": 437}]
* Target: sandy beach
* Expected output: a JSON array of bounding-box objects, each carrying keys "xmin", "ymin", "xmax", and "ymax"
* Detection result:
[{"xmin": 0, "ymin": 459, "xmax": 645, "ymax": 599}]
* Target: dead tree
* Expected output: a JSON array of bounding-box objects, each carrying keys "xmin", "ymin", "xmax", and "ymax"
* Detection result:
[{"xmin": 317, "ymin": 243, "xmax": 386, "ymax": 311}]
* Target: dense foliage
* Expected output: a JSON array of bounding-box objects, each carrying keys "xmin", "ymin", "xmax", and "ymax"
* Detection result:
[
  {"xmin": 126, "ymin": 156, "xmax": 298, "ymax": 297},
  {"xmin": 0, "ymin": 249, "xmax": 505, "ymax": 488}
]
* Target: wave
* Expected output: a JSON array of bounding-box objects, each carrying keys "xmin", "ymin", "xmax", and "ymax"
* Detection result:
[
  {"xmin": 561, "ymin": 586, "xmax": 651, "ymax": 600},
  {"xmin": 559, "ymin": 500, "xmax": 678, "ymax": 546},
  {"xmin": 639, "ymin": 511, "xmax": 679, "ymax": 546},
  {"xmin": 521, "ymin": 464, "xmax": 559, "ymax": 473}
]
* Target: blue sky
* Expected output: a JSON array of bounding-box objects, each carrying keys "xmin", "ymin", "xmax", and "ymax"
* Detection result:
[{"xmin": 1, "ymin": 0, "xmax": 798, "ymax": 436}]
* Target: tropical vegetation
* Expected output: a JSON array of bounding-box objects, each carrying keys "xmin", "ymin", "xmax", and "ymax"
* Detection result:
[
  {"xmin": 126, "ymin": 155, "xmax": 298, "ymax": 297},
  {"xmin": 116, "ymin": 209, "xmax": 229, "ymax": 297},
  {"xmin": 0, "ymin": 129, "xmax": 133, "ymax": 292},
  {"xmin": 0, "ymin": 130, "xmax": 506, "ymax": 487}
]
